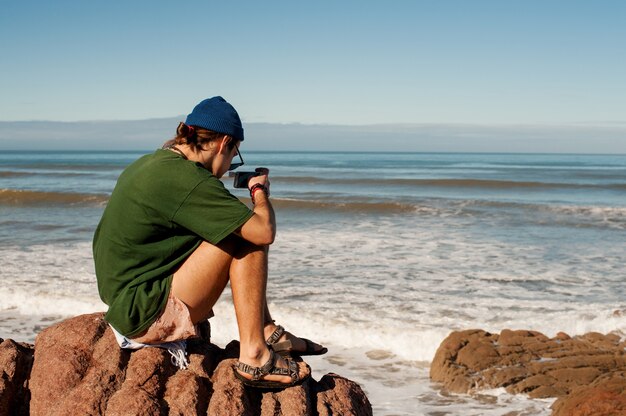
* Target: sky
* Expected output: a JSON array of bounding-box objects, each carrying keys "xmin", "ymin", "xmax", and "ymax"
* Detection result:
[{"xmin": 1, "ymin": 1, "xmax": 626, "ymax": 152}]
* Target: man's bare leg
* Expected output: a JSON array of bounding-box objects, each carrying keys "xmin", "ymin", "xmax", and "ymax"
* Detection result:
[
  {"xmin": 258, "ymin": 264, "xmax": 325, "ymax": 355},
  {"xmin": 171, "ymin": 237, "xmax": 308, "ymax": 384},
  {"xmin": 229, "ymin": 242, "xmax": 267, "ymax": 357},
  {"xmin": 171, "ymin": 240, "xmax": 233, "ymax": 323},
  {"xmin": 230, "ymin": 241, "xmax": 309, "ymax": 383}
]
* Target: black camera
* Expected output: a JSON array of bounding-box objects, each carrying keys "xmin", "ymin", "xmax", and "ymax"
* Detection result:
[{"xmin": 230, "ymin": 168, "xmax": 266, "ymax": 188}]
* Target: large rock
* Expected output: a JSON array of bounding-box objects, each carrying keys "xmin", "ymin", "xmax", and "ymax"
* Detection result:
[
  {"xmin": 1, "ymin": 313, "xmax": 371, "ymax": 416},
  {"xmin": 551, "ymin": 370, "xmax": 626, "ymax": 416},
  {"xmin": 430, "ymin": 329, "xmax": 626, "ymax": 415},
  {"xmin": 0, "ymin": 338, "xmax": 33, "ymax": 416}
]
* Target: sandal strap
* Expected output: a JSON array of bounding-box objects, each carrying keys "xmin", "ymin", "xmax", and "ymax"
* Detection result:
[
  {"xmin": 235, "ymin": 350, "xmax": 299, "ymax": 382},
  {"xmin": 235, "ymin": 357, "xmax": 272, "ymax": 381},
  {"xmin": 266, "ymin": 325, "xmax": 285, "ymax": 345}
]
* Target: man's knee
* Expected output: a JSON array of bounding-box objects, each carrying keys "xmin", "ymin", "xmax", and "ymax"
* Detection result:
[{"xmin": 221, "ymin": 234, "xmax": 268, "ymax": 260}]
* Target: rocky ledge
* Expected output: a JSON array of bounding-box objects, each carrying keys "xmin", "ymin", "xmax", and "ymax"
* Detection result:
[
  {"xmin": 0, "ymin": 313, "xmax": 372, "ymax": 416},
  {"xmin": 430, "ymin": 329, "xmax": 626, "ymax": 415}
]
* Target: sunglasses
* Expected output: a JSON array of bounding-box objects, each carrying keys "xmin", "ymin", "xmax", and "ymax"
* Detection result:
[{"xmin": 228, "ymin": 145, "xmax": 245, "ymax": 171}]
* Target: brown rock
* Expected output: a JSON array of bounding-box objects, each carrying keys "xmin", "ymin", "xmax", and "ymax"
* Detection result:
[
  {"xmin": 0, "ymin": 338, "xmax": 34, "ymax": 416},
  {"xmin": 456, "ymin": 337, "xmax": 500, "ymax": 372},
  {"xmin": 1, "ymin": 313, "xmax": 371, "ymax": 415},
  {"xmin": 261, "ymin": 381, "xmax": 314, "ymax": 416},
  {"xmin": 207, "ymin": 358, "xmax": 262, "ymax": 416},
  {"xmin": 29, "ymin": 313, "xmax": 127, "ymax": 416},
  {"xmin": 498, "ymin": 329, "xmax": 548, "ymax": 346},
  {"xmin": 317, "ymin": 373, "xmax": 372, "ymax": 416},
  {"xmin": 482, "ymin": 365, "xmax": 529, "ymax": 388},
  {"xmin": 515, "ymin": 374, "xmax": 557, "ymax": 395},
  {"xmin": 547, "ymin": 367, "xmax": 601, "ymax": 387},
  {"xmin": 430, "ymin": 329, "xmax": 495, "ymax": 392},
  {"xmin": 431, "ymin": 329, "xmax": 626, "ymax": 414},
  {"xmin": 556, "ymin": 332, "xmax": 571, "ymax": 341},
  {"xmin": 551, "ymin": 370, "xmax": 626, "ymax": 415},
  {"xmin": 104, "ymin": 347, "xmax": 173, "ymax": 415}
]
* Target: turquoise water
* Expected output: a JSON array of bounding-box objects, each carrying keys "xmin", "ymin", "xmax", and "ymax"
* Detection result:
[{"xmin": 1, "ymin": 150, "xmax": 625, "ymax": 414}]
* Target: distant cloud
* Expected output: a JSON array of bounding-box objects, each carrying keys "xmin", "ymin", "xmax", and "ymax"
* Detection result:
[{"xmin": 1, "ymin": 119, "xmax": 625, "ymax": 154}]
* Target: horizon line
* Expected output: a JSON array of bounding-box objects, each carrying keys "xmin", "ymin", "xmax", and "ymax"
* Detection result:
[
  {"xmin": 1, "ymin": 118, "xmax": 626, "ymax": 128},
  {"xmin": 1, "ymin": 148, "xmax": 624, "ymax": 156}
]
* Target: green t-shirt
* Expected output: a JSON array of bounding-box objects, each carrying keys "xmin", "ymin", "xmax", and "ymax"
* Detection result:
[{"xmin": 93, "ymin": 149, "xmax": 253, "ymax": 337}]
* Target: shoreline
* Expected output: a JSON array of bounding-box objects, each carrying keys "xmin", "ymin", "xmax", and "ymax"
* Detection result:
[{"xmin": 3, "ymin": 310, "xmax": 605, "ymax": 415}]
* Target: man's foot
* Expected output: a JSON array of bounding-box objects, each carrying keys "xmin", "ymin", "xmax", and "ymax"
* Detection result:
[
  {"xmin": 234, "ymin": 348, "xmax": 310, "ymax": 388},
  {"xmin": 264, "ymin": 323, "xmax": 328, "ymax": 356}
]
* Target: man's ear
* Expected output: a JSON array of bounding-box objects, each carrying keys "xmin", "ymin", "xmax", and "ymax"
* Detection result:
[{"xmin": 218, "ymin": 135, "xmax": 232, "ymax": 154}]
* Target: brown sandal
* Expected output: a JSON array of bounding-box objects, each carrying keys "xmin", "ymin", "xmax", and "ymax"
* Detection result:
[
  {"xmin": 266, "ymin": 325, "xmax": 328, "ymax": 357},
  {"xmin": 233, "ymin": 349, "xmax": 308, "ymax": 389}
]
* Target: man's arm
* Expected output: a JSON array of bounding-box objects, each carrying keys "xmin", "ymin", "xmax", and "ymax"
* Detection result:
[{"xmin": 236, "ymin": 171, "xmax": 275, "ymax": 245}]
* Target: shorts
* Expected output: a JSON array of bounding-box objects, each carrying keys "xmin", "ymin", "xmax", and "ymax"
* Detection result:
[{"xmin": 131, "ymin": 291, "xmax": 200, "ymax": 344}]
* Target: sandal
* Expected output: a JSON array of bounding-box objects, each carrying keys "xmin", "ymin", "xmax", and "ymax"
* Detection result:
[
  {"xmin": 266, "ymin": 325, "xmax": 328, "ymax": 357},
  {"xmin": 233, "ymin": 349, "xmax": 308, "ymax": 389}
]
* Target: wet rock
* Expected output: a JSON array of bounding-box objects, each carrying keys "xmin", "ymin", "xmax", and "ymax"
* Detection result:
[
  {"xmin": 431, "ymin": 328, "xmax": 626, "ymax": 415},
  {"xmin": 551, "ymin": 370, "xmax": 626, "ymax": 416},
  {"xmin": 1, "ymin": 313, "xmax": 372, "ymax": 416}
]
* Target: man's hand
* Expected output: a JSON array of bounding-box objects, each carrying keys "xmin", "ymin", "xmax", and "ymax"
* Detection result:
[
  {"xmin": 238, "ymin": 167, "xmax": 275, "ymax": 245},
  {"xmin": 248, "ymin": 168, "xmax": 270, "ymax": 203},
  {"xmin": 248, "ymin": 167, "xmax": 270, "ymax": 190}
]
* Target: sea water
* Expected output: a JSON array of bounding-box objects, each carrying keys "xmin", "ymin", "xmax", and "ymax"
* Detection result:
[{"xmin": 1, "ymin": 150, "xmax": 625, "ymax": 415}]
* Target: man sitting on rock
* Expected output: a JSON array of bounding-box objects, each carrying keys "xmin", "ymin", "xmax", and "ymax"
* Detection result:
[{"xmin": 93, "ymin": 96, "xmax": 326, "ymax": 389}]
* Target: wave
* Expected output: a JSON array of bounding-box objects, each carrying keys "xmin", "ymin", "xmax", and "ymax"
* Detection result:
[
  {"xmin": 272, "ymin": 197, "xmax": 626, "ymax": 228},
  {"xmin": 275, "ymin": 176, "xmax": 626, "ymax": 190},
  {"xmin": 0, "ymin": 189, "xmax": 109, "ymax": 206},
  {"xmin": 2, "ymin": 189, "xmax": 624, "ymax": 230},
  {"xmin": 0, "ymin": 171, "xmax": 33, "ymax": 178},
  {"xmin": 0, "ymin": 170, "xmax": 103, "ymax": 178},
  {"xmin": 0, "ymin": 163, "xmax": 126, "ymax": 172},
  {"xmin": 468, "ymin": 199, "xmax": 626, "ymax": 216},
  {"xmin": 0, "ymin": 189, "xmax": 415, "ymax": 212},
  {"xmin": 271, "ymin": 197, "xmax": 417, "ymax": 213},
  {"xmin": 271, "ymin": 197, "xmax": 625, "ymax": 228}
]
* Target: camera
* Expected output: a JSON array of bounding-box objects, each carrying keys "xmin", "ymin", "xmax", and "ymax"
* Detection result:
[{"xmin": 230, "ymin": 168, "xmax": 266, "ymax": 188}]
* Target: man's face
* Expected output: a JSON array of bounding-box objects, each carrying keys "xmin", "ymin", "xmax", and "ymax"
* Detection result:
[{"xmin": 213, "ymin": 139, "xmax": 242, "ymax": 179}]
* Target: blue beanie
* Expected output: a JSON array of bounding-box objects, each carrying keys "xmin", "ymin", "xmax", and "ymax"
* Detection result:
[{"xmin": 185, "ymin": 96, "xmax": 244, "ymax": 141}]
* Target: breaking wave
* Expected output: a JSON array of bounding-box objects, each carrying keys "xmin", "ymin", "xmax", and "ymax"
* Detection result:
[
  {"xmin": 0, "ymin": 189, "xmax": 109, "ymax": 206},
  {"xmin": 274, "ymin": 176, "xmax": 626, "ymax": 190}
]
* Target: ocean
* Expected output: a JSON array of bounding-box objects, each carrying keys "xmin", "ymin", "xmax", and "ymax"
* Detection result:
[{"xmin": 1, "ymin": 150, "xmax": 625, "ymax": 415}]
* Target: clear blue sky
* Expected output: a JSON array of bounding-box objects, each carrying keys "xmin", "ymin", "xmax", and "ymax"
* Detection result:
[{"xmin": 1, "ymin": 1, "xmax": 625, "ymax": 126}]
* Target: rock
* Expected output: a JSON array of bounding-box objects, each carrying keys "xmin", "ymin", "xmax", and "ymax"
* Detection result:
[
  {"xmin": 29, "ymin": 313, "xmax": 126, "ymax": 416},
  {"xmin": 0, "ymin": 338, "xmax": 34, "ymax": 416},
  {"xmin": 551, "ymin": 370, "xmax": 626, "ymax": 416},
  {"xmin": 1, "ymin": 313, "xmax": 371, "ymax": 416},
  {"xmin": 431, "ymin": 329, "xmax": 626, "ymax": 415},
  {"xmin": 317, "ymin": 373, "xmax": 372, "ymax": 416}
]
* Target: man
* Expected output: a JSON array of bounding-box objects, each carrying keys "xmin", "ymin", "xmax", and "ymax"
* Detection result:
[{"xmin": 94, "ymin": 96, "xmax": 325, "ymax": 389}]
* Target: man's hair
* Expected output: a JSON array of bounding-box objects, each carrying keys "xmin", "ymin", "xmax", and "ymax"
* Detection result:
[{"xmin": 163, "ymin": 122, "xmax": 236, "ymax": 152}]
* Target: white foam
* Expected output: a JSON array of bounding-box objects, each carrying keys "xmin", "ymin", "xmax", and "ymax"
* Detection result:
[
  {"xmin": 212, "ymin": 300, "xmax": 626, "ymax": 362},
  {"xmin": 207, "ymin": 299, "xmax": 450, "ymax": 361},
  {"xmin": 0, "ymin": 287, "xmax": 105, "ymax": 317},
  {"xmin": 2, "ymin": 223, "xmax": 625, "ymax": 360}
]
